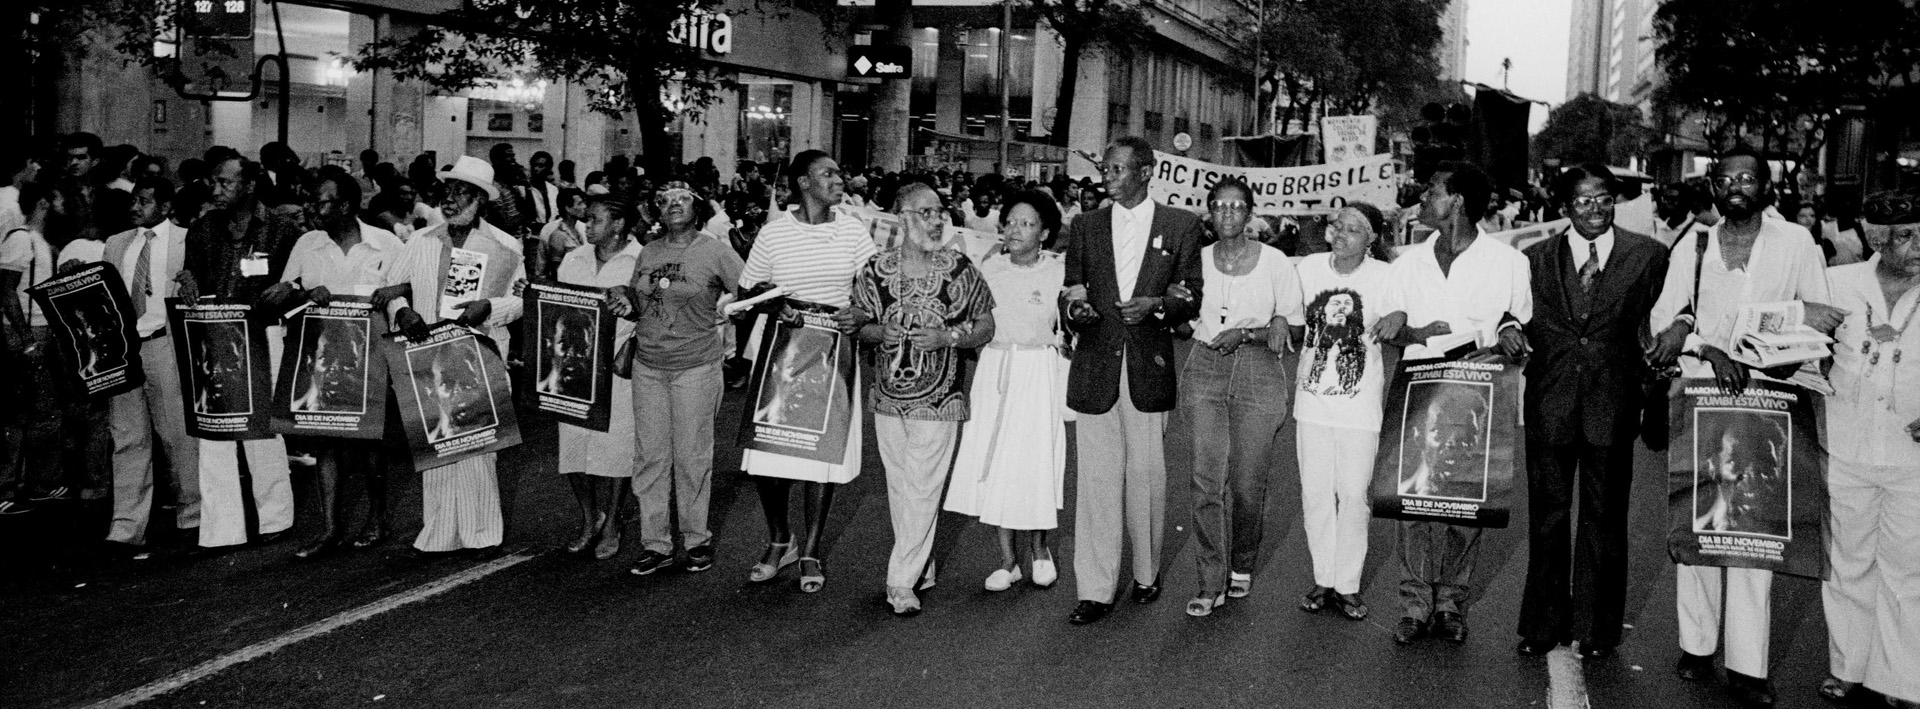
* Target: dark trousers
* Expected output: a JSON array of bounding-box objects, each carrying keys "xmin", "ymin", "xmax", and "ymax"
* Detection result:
[
  {"xmin": 1517, "ymin": 435, "xmax": 1634, "ymax": 648},
  {"xmin": 1398, "ymin": 520, "xmax": 1482, "ymax": 621}
]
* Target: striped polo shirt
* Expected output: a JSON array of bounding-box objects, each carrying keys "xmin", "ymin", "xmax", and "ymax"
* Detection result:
[{"xmin": 738, "ymin": 209, "xmax": 877, "ymax": 308}]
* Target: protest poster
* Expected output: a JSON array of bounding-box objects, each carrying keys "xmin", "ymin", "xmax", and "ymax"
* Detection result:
[
  {"xmin": 270, "ymin": 296, "xmax": 388, "ymax": 439},
  {"xmin": 1370, "ymin": 360, "xmax": 1520, "ymax": 528},
  {"xmin": 948, "ymin": 226, "xmax": 1002, "ymax": 265},
  {"xmin": 439, "ymin": 246, "xmax": 490, "ymax": 320},
  {"xmin": 1666, "ymin": 378, "xmax": 1827, "ymax": 579},
  {"xmin": 1149, "ymin": 151, "xmax": 1399, "ymax": 215},
  {"xmin": 386, "ymin": 322, "xmax": 521, "ymax": 471},
  {"xmin": 523, "ymin": 281, "xmax": 614, "ymax": 431},
  {"xmin": 27, "ymin": 263, "xmax": 144, "ymax": 398},
  {"xmin": 168, "ymin": 298, "xmax": 275, "ymax": 440},
  {"xmin": 738, "ymin": 300, "xmax": 856, "ymax": 464},
  {"xmin": 1321, "ymin": 115, "xmax": 1379, "ymax": 164},
  {"xmin": 865, "ymin": 210, "xmax": 904, "ymax": 250}
]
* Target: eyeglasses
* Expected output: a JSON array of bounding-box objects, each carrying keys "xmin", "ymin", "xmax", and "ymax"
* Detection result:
[
  {"xmin": 810, "ymin": 168, "xmax": 848, "ymax": 181},
  {"xmin": 1208, "ymin": 200, "xmax": 1252, "ymax": 213},
  {"xmin": 898, "ymin": 207, "xmax": 944, "ymax": 222},
  {"xmin": 1709, "ymin": 172, "xmax": 1763, "ymax": 189},
  {"xmin": 1569, "ymin": 195, "xmax": 1616, "ymax": 211},
  {"xmin": 1004, "ymin": 218, "xmax": 1045, "ymax": 231}
]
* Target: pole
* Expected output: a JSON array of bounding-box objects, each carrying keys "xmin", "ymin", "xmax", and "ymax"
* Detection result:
[
  {"xmin": 270, "ymin": 0, "xmax": 289, "ymax": 146},
  {"xmin": 1251, "ymin": 0, "xmax": 1264, "ymax": 136},
  {"xmin": 998, "ymin": 0, "xmax": 1011, "ymax": 177}
]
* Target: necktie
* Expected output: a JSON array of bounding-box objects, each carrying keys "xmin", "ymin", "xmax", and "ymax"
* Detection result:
[
  {"xmin": 535, "ymin": 186, "xmax": 551, "ymax": 223},
  {"xmin": 131, "ymin": 229, "xmax": 156, "ymax": 318},
  {"xmin": 1579, "ymin": 240, "xmax": 1600, "ymax": 293}
]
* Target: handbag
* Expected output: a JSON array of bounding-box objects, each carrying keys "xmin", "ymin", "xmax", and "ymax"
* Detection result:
[
  {"xmin": 611, "ymin": 334, "xmax": 636, "ymax": 379},
  {"xmin": 1640, "ymin": 231, "xmax": 1711, "ymax": 451}
]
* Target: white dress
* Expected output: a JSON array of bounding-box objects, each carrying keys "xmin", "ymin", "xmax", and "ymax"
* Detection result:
[
  {"xmin": 944, "ymin": 253, "xmax": 1067, "ymax": 530},
  {"xmin": 555, "ymin": 241, "xmax": 641, "ymax": 478}
]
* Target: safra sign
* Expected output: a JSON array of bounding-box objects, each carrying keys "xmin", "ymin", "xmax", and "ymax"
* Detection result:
[
  {"xmin": 848, "ymin": 45, "xmax": 911, "ymax": 79},
  {"xmin": 670, "ymin": 9, "xmax": 733, "ymax": 55}
]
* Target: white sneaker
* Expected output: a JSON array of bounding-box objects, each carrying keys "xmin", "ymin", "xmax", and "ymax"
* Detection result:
[
  {"xmin": 1031, "ymin": 558, "xmax": 1058, "ymax": 588},
  {"xmin": 984, "ymin": 567, "xmax": 1024, "ymax": 592}
]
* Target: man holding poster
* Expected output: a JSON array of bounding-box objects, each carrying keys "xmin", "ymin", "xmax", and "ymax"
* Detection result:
[
  {"xmin": 382, "ymin": 155, "xmax": 527, "ymax": 558},
  {"xmin": 269, "ymin": 171, "xmax": 404, "ymax": 558},
  {"xmin": 1368, "ymin": 161, "xmax": 1531, "ymax": 646}
]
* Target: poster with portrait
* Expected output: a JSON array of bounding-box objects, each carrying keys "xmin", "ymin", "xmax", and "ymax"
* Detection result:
[
  {"xmin": 439, "ymin": 246, "xmax": 490, "ymax": 320},
  {"xmin": 385, "ymin": 322, "xmax": 521, "ymax": 471},
  {"xmin": 1370, "ymin": 360, "xmax": 1521, "ymax": 528},
  {"xmin": 738, "ymin": 300, "xmax": 856, "ymax": 464},
  {"xmin": 167, "ymin": 298, "xmax": 275, "ymax": 440},
  {"xmin": 270, "ymin": 296, "xmax": 388, "ymax": 439},
  {"xmin": 1666, "ymin": 378, "xmax": 1827, "ymax": 579},
  {"xmin": 522, "ymin": 281, "xmax": 613, "ymax": 431},
  {"xmin": 27, "ymin": 263, "xmax": 144, "ymax": 398}
]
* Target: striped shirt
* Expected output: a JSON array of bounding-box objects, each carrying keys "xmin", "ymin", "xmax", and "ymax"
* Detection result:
[{"xmin": 738, "ymin": 210, "xmax": 876, "ymax": 308}]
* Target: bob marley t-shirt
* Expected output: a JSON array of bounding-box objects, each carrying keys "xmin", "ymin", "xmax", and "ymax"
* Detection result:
[{"xmin": 1293, "ymin": 253, "xmax": 1397, "ymax": 432}]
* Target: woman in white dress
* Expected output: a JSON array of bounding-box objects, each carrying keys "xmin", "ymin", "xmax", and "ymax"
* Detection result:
[
  {"xmin": 555, "ymin": 196, "xmax": 641, "ymax": 559},
  {"xmin": 945, "ymin": 191, "xmax": 1068, "ymax": 591}
]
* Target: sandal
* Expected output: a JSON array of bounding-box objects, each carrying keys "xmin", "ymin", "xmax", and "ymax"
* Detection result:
[
  {"xmin": 1186, "ymin": 593, "xmax": 1227, "ymax": 617},
  {"xmin": 747, "ymin": 541, "xmax": 797, "ymax": 583},
  {"xmin": 1333, "ymin": 592, "xmax": 1369, "ymax": 620},
  {"xmin": 798, "ymin": 557, "xmax": 825, "ymax": 594},
  {"xmin": 567, "ymin": 512, "xmax": 605, "ymax": 554},
  {"xmin": 1299, "ymin": 585, "xmax": 1333, "ymax": 612},
  {"xmin": 1228, "ymin": 572, "xmax": 1253, "ymax": 599},
  {"xmin": 1818, "ymin": 676, "xmax": 1858, "ymax": 703},
  {"xmin": 886, "ymin": 586, "xmax": 921, "ymax": 616}
]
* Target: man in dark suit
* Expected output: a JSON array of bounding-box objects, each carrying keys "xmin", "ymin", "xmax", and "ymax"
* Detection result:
[
  {"xmin": 1060, "ymin": 136, "xmax": 1204, "ymax": 625},
  {"xmin": 1516, "ymin": 163, "xmax": 1668, "ymax": 660}
]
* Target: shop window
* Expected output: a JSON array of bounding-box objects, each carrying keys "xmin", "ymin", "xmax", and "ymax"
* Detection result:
[
  {"xmin": 488, "ymin": 113, "xmax": 514, "ymax": 132},
  {"xmin": 739, "ymin": 80, "xmax": 795, "ymax": 165},
  {"xmin": 1173, "ymin": 116, "xmax": 1189, "ymax": 135},
  {"xmin": 1200, "ymin": 123, "xmax": 1215, "ymax": 141},
  {"xmin": 529, "ymin": 113, "xmax": 544, "ymax": 133},
  {"xmin": 1144, "ymin": 111, "xmax": 1163, "ymax": 132}
]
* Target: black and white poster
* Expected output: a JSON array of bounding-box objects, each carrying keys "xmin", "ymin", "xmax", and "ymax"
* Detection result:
[
  {"xmin": 1370, "ymin": 360, "xmax": 1520, "ymax": 528},
  {"xmin": 270, "ymin": 296, "xmax": 388, "ymax": 439},
  {"xmin": 385, "ymin": 321, "xmax": 521, "ymax": 471},
  {"xmin": 1667, "ymin": 378, "xmax": 1827, "ymax": 579},
  {"xmin": 738, "ymin": 301, "xmax": 856, "ymax": 464},
  {"xmin": 168, "ymin": 298, "xmax": 274, "ymax": 440},
  {"xmin": 26, "ymin": 262, "xmax": 143, "ymax": 398},
  {"xmin": 523, "ymin": 281, "xmax": 613, "ymax": 431}
]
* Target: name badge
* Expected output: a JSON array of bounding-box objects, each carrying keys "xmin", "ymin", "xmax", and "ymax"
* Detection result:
[{"xmin": 240, "ymin": 254, "xmax": 270, "ymax": 277}]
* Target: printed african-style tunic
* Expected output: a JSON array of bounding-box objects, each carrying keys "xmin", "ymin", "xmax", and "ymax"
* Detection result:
[{"xmin": 851, "ymin": 247, "xmax": 995, "ymax": 421}]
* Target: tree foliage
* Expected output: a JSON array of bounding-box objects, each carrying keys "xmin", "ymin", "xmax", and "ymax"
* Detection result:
[
  {"xmin": 1026, "ymin": 0, "xmax": 1153, "ymax": 148},
  {"xmin": 1215, "ymin": 0, "xmax": 1450, "ymax": 135},
  {"xmin": 1532, "ymin": 92, "xmax": 1646, "ymax": 167},
  {"xmin": 1653, "ymin": 0, "xmax": 1920, "ymax": 174}
]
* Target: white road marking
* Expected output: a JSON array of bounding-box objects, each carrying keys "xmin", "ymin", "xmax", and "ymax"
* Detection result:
[
  {"xmin": 80, "ymin": 552, "xmax": 536, "ymax": 709},
  {"xmin": 1548, "ymin": 646, "xmax": 1591, "ymax": 709}
]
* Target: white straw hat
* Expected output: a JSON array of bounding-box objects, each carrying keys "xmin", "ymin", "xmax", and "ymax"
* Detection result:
[{"xmin": 440, "ymin": 155, "xmax": 500, "ymax": 200}]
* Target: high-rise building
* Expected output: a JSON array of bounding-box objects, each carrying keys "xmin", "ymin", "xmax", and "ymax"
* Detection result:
[{"xmin": 1436, "ymin": 0, "xmax": 1470, "ymax": 84}]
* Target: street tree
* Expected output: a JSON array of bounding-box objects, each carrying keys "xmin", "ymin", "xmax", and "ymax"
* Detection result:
[
  {"xmin": 1532, "ymin": 92, "xmax": 1646, "ymax": 168},
  {"xmin": 1215, "ymin": 0, "xmax": 1448, "ymax": 138},
  {"xmin": 1653, "ymin": 0, "xmax": 1919, "ymax": 181},
  {"xmin": 1026, "ymin": 0, "xmax": 1152, "ymax": 148}
]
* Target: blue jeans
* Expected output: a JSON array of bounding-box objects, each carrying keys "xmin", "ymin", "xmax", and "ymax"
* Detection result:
[{"xmin": 1181, "ymin": 341, "xmax": 1291, "ymax": 596}]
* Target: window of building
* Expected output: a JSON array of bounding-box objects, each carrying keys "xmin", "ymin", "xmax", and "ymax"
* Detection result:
[{"xmin": 739, "ymin": 80, "xmax": 794, "ymax": 165}]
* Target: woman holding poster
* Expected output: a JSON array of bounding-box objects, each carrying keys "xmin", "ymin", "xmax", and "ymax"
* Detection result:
[
  {"xmin": 735, "ymin": 151, "xmax": 877, "ymax": 593},
  {"xmin": 556, "ymin": 196, "xmax": 642, "ymax": 561},
  {"xmin": 1180, "ymin": 178, "xmax": 1303, "ymax": 617},
  {"xmin": 1292, "ymin": 202, "xmax": 1397, "ymax": 621}
]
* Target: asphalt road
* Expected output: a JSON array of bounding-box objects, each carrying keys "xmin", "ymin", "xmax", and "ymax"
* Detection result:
[{"xmin": 1, "ymin": 373, "xmax": 1841, "ymax": 708}]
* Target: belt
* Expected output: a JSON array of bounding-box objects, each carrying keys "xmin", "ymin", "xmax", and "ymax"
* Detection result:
[{"xmin": 985, "ymin": 341, "xmax": 1056, "ymax": 351}]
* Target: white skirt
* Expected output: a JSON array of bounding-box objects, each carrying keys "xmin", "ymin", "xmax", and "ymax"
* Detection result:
[
  {"xmin": 557, "ymin": 373, "xmax": 638, "ymax": 478},
  {"xmin": 945, "ymin": 345, "xmax": 1066, "ymax": 530}
]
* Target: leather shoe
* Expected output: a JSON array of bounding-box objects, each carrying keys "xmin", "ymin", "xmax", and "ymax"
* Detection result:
[
  {"xmin": 1675, "ymin": 651, "xmax": 1716, "ymax": 681},
  {"xmin": 1578, "ymin": 643, "xmax": 1616, "ymax": 661},
  {"xmin": 1727, "ymin": 671, "xmax": 1775, "ymax": 707},
  {"xmin": 1069, "ymin": 600, "xmax": 1115, "ymax": 625},
  {"xmin": 1130, "ymin": 580, "xmax": 1161, "ymax": 605},
  {"xmin": 1393, "ymin": 616, "xmax": 1425, "ymax": 645},
  {"xmin": 1516, "ymin": 638, "xmax": 1556, "ymax": 657},
  {"xmin": 1432, "ymin": 611, "xmax": 1468, "ymax": 644}
]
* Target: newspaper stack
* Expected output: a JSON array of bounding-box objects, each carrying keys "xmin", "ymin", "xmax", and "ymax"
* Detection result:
[{"xmin": 1727, "ymin": 301, "xmax": 1833, "ymax": 368}]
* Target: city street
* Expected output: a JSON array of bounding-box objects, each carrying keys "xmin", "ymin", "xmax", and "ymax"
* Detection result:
[{"xmin": 1, "ymin": 380, "xmax": 1838, "ymax": 709}]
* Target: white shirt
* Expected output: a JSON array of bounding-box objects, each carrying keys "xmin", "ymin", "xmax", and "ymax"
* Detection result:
[
  {"xmin": 1567, "ymin": 228, "xmax": 1616, "ymax": 271},
  {"xmin": 280, "ymin": 221, "xmax": 404, "ymax": 295},
  {"xmin": 0, "ymin": 186, "xmax": 23, "ymax": 239},
  {"xmin": 1109, "ymin": 198, "xmax": 1156, "ymax": 300},
  {"xmin": 1825, "ymin": 257, "xmax": 1920, "ymax": 467},
  {"xmin": 1190, "ymin": 242, "xmax": 1302, "ymax": 344},
  {"xmin": 1294, "ymin": 254, "xmax": 1399, "ymax": 431},
  {"xmin": 1, "ymin": 227, "xmax": 52, "ymax": 327},
  {"xmin": 1387, "ymin": 227, "xmax": 1534, "ymax": 360},
  {"xmin": 1649, "ymin": 217, "xmax": 1831, "ymax": 384},
  {"xmin": 557, "ymin": 239, "xmax": 642, "ymax": 345},
  {"xmin": 121, "ymin": 220, "xmax": 178, "ymax": 337}
]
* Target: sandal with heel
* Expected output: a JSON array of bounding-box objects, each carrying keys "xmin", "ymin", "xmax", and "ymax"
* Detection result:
[
  {"xmin": 747, "ymin": 541, "xmax": 797, "ymax": 583},
  {"xmin": 798, "ymin": 557, "xmax": 825, "ymax": 593}
]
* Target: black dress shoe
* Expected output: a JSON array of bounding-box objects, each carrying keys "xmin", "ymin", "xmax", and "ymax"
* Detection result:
[
  {"xmin": 1517, "ymin": 638, "xmax": 1556, "ymax": 656},
  {"xmin": 1727, "ymin": 671, "xmax": 1775, "ymax": 707},
  {"xmin": 1393, "ymin": 617, "xmax": 1425, "ymax": 644},
  {"xmin": 1675, "ymin": 651, "xmax": 1716, "ymax": 681},
  {"xmin": 1433, "ymin": 611, "xmax": 1468, "ymax": 644},
  {"xmin": 1069, "ymin": 600, "xmax": 1115, "ymax": 625},
  {"xmin": 1300, "ymin": 586, "xmax": 1333, "ymax": 613},
  {"xmin": 1130, "ymin": 580, "xmax": 1162, "ymax": 605},
  {"xmin": 1578, "ymin": 644, "xmax": 1616, "ymax": 661}
]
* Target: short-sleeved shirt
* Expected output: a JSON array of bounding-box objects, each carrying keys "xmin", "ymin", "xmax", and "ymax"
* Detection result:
[
  {"xmin": 560, "ymin": 239, "xmax": 642, "ymax": 346},
  {"xmin": 280, "ymin": 221, "xmax": 404, "ymax": 295},
  {"xmin": 1387, "ymin": 229, "xmax": 1534, "ymax": 360},
  {"xmin": 1, "ymin": 227, "xmax": 53, "ymax": 327},
  {"xmin": 851, "ymin": 248, "xmax": 996, "ymax": 421},
  {"xmin": 630, "ymin": 235, "xmax": 744, "ymax": 370},
  {"xmin": 1191, "ymin": 242, "xmax": 1303, "ymax": 343},
  {"xmin": 1293, "ymin": 254, "xmax": 1398, "ymax": 431},
  {"xmin": 979, "ymin": 252, "xmax": 1064, "ymax": 348},
  {"xmin": 738, "ymin": 210, "xmax": 876, "ymax": 309}
]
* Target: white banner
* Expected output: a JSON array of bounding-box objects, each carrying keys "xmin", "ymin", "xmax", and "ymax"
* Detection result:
[
  {"xmin": 1149, "ymin": 152, "xmax": 1400, "ymax": 215},
  {"xmin": 1321, "ymin": 115, "xmax": 1378, "ymax": 164}
]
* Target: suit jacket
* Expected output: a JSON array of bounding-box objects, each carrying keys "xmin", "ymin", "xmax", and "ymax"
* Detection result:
[
  {"xmin": 1521, "ymin": 227, "xmax": 1668, "ymax": 447},
  {"xmin": 1060, "ymin": 202, "xmax": 1205, "ymax": 415}
]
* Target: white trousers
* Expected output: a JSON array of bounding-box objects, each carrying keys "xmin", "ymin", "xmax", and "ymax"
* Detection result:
[
  {"xmin": 414, "ymin": 454, "xmax": 504, "ymax": 551},
  {"xmin": 1297, "ymin": 422, "xmax": 1378, "ymax": 594},
  {"xmin": 874, "ymin": 415, "xmax": 958, "ymax": 590},
  {"xmin": 1824, "ymin": 458, "xmax": 1920, "ymax": 703},
  {"xmin": 196, "ymin": 325, "xmax": 293, "ymax": 547},
  {"xmin": 1676, "ymin": 563, "xmax": 1773, "ymax": 678}
]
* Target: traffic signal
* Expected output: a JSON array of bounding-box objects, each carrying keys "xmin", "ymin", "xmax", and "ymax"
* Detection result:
[{"xmin": 1409, "ymin": 102, "xmax": 1469, "ymax": 185}]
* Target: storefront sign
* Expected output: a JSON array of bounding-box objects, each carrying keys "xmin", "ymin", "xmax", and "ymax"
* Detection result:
[
  {"xmin": 848, "ymin": 45, "xmax": 911, "ymax": 78},
  {"xmin": 670, "ymin": 9, "xmax": 734, "ymax": 55}
]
